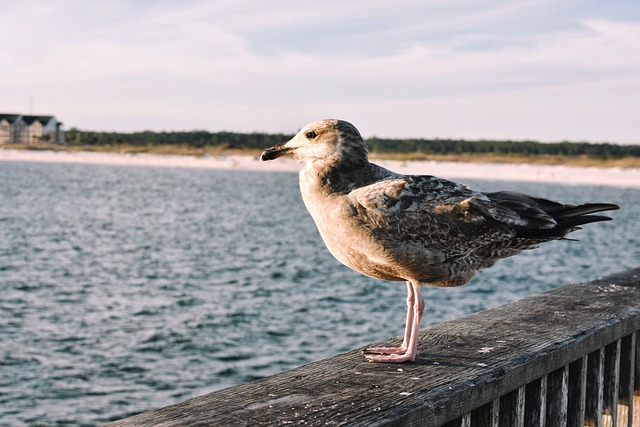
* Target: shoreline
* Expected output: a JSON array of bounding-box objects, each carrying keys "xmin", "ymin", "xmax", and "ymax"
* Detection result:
[{"xmin": 1, "ymin": 148, "xmax": 638, "ymax": 188}]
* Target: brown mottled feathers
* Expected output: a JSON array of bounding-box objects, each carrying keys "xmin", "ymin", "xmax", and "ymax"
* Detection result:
[{"xmin": 347, "ymin": 170, "xmax": 618, "ymax": 285}]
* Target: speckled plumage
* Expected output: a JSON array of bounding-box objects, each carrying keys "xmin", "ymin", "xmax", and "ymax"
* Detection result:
[{"xmin": 261, "ymin": 119, "xmax": 619, "ymax": 362}]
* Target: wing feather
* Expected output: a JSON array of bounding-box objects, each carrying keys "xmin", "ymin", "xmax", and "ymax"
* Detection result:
[{"xmin": 348, "ymin": 176, "xmax": 518, "ymax": 254}]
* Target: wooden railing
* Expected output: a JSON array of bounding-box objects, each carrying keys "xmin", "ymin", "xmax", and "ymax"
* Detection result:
[{"xmin": 105, "ymin": 267, "xmax": 640, "ymax": 426}]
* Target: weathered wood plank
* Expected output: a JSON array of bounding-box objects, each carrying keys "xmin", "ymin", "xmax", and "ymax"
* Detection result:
[
  {"xmin": 466, "ymin": 404, "xmax": 488, "ymax": 427},
  {"xmin": 499, "ymin": 386, "xmax": 525, "ymax": 426},
  {"xmin": 460, "ymin": 412, "xmax": 472, "ymax": 427},
  {"xmin": 489, "ymin": 399, "xmax": 499, "ymax": 427},
  {"xmin": 567, "ymin": 356, "xmax": 588, "ymax": 427},
  {"xmin": 603, "ymin": 340, "xmax": 621, "ymax": 427},
  {"xmin": 525, "ymin": 376, "xmax": 547, "ymax": 427},
  {"xmin": 546, "ymin": 366, "xmax": 568, "ymax": 427},
  {"xmin": 619, "ymin": 333, "xmax": 636, "ymax": 427},
  {"xmin": 442, "ymin": 414, "xmax": 465, "ymax": 427},
  {"xmin": 586, "ymin": 347, "xmax": 605, "ymax": 427},
  {"xmin": 635, "ymin": 332, "xmax": 640, "ymax": 427},
  {"xmin": 467, "ymin": 399, "xmax": 498, "ymax": 427},
  {"xmin": 104, "ymin": 268, "xmax": 640, "ymax": 427}
]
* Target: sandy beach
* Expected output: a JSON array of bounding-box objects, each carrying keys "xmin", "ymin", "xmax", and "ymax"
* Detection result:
[{"xmin": 1, "ymin": 148, "xmax": 638, "ymax": 188}]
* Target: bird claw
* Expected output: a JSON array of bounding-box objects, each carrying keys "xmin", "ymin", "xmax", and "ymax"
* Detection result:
[
  {"xmin": 362, "ymin": 346, "xmax": 407, "ymax": 355},
  {"xmin": 362, "ymin": 346, "xmax": 416, "ymax": 362},
  {"xmin": 364, "ymin": 351, "xmax": 415, "ymax": 363}
]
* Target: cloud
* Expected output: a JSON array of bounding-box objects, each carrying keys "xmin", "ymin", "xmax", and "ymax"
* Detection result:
[{"xmin": 0, "ymin": 0, "xmax": 638, "ymax": 142}]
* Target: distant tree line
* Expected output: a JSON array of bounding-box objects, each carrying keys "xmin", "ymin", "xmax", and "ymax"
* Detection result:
[
  {"xmin": 366, "ymin": 137, "xmax": 640, "ymax": 158},
  {"xmin": 64, "ymin": 128, "xmax": 640, "ymax": 158},
  {"xmin": 64, "ymin": 128, "xmax": 293, "ymax": 150}
]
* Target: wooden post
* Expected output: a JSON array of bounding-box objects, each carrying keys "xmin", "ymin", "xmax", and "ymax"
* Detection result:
[
  {"xmin": 568, "ymin": 356, "xmax": 588, "ymax": 427},
  {"xmin": 546, "ymin": 366, "xmax": 568, "ymax": 427},
  {"xmin": 525, "ymin": 376, "xmax": 547, "ymax": 427},
  {"xmin": 619, "ymin": 333, "xmax": 636, "ymax": 427},
  {"xmin": 602, "ymin": 340, "xmax": 621, "ymax": 426}
]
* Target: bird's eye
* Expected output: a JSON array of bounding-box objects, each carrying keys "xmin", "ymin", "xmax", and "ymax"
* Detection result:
[{"xmin": 305, "ymin": 131, "xmax": 318, "ymax": 140}]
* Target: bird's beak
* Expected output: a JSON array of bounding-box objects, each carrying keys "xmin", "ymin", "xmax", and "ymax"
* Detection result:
[{"xmin": 261, "ymin": 144, "xmax": 293, "ymax": 161}]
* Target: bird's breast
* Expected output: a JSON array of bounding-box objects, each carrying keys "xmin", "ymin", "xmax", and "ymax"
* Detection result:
[
  {"xmin": 299, "ymin": 170, "xmax": 468, "ymax": 284},
  {"xmin": 298, "ymin": 184, "xmax": 402, "ymax": 280}
]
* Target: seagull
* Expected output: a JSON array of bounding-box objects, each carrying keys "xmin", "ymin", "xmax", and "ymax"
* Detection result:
[{"xmin": 260, "ymin": 119, "xmax": 619, "ymax": 363}]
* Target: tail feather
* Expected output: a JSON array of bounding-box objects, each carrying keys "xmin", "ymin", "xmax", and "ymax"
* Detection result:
[
  {"xmin": 484, "ymin": 191, "xmax": 620, "ymax": 240},
  {"xmin": 545, "ymin": 202, "xmax": 620, "ymax": 218},
  {"xmin": 516, "ymin": 202, "xmax": 618, "ymax": 239},
  {"xmin": 559, "ymin": 213, "xmax": 613, "ymax": 228}
]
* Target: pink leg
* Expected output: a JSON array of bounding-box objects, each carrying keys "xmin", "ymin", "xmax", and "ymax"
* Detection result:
[
  {"xmin": 364, "ymin": 282, "xmax": 414, "ymax": 355},
  {"xmin": 364, "ymin": 281, "xmax": 425, "ymax": 363}
]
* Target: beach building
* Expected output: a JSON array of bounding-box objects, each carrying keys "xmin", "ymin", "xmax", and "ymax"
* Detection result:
[
  {"xmin": 0, "ymin": 114, "xmax": 20, "ymax": 145},
  {"xmin": 0, "ymin": 113, "xmax": 64, "ymax": 144}
]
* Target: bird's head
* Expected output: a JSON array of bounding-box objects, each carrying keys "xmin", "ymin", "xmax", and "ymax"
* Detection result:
[{"xmin": 261, "ymin": 119, "xmax": 368, "ymax": 167}]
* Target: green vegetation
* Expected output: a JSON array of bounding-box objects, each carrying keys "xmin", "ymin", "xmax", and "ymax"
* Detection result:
[
  {"xmin": 63, "ymin": 128, "xmax": 292, "ymax": 151},
  {"xmin": 63, "ymin": 128, "xmax": 640, "ymax": 159},
  {"xmin": 366, "ymin": 137, "xmax": 640, "ymax": 159},
  {"xmin": 1, "ymin": 128, "xmax": 630, "ymax": 168}
]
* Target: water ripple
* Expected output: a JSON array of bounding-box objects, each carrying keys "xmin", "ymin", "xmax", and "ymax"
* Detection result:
[{"xmin": 0, "ymin": 161, "xmax": 637, "ymax": 425}]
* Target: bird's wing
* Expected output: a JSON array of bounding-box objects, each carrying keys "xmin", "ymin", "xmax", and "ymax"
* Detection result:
[{"xmin": 347, "ymin": 176, "xmax": 556, "ymax": 254}]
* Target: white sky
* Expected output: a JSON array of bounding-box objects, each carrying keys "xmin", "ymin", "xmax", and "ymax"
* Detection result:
[{"xmin": 1, "ymin": 0, "xmax": 639, "ymax": 143}]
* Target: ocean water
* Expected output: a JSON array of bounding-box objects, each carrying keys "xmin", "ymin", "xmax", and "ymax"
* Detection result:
[{"xmin": 0, "ymin": 160, "xmax": 637, "ymax": 426}]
